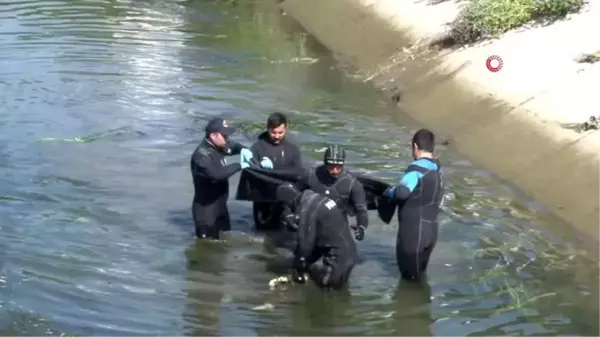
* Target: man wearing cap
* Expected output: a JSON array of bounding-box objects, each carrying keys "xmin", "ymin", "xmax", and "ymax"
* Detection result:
[
  {"xmin": 293, "ymin": 144, "xmax": 369, "ymax": 242},
  {"xmin": 189, "ymin": 117, "xmax": 260, "ymax": 240}
]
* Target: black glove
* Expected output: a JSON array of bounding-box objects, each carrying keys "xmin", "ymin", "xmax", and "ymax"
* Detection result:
[
  {"xmin": 291, "ymin": 256, "xmax": 307, "ymax": 283},
  {"xmin": 291, "ymin": 268, "xmax": 306, "ymax": 284},
  {"xmin": 282, "ymin": 213, "xmax": 299, "ymax": 231},
  {"xmin": 354, "ymin": 225, "xmax": 365, "ymax": 241},
  {"xmin": 293, "ymin": 256, "xmax": 306, "ymax": 270}
]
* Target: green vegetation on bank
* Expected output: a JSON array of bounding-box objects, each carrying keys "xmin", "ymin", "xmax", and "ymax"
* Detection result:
[{"xmin": 448, "ymin": 0, "xmax": 584, "ymax": 45}]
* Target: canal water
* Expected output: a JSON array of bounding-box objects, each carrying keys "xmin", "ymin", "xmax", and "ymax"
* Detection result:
[{"xmin": 0, "ymin": 0, "xmax": 597, "ymax": 335}]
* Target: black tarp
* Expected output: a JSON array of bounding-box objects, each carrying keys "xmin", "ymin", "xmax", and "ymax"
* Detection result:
[{"xmin": 235, "ymin": 166, "xmax": 398, "ymax": 224}]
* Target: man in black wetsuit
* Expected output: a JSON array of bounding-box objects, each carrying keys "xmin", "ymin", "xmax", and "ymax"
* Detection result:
[
  {"xmin": 190, "ymin": 118, "xmax": 255, "ymax": 240},
  {"xmin": 250, "ymin": 112, "xmax": 303, "ymax": 231},
  {"xmin": 296, "ymin": 144, "xmax": 369, "ymax": 241},
  {"xmin": 384, "ymin": 128, "xmax": 444, "ymax": 282},
  {"xmin": 276, "ymin": 183, "xmax": 357, "ymax": 290}
]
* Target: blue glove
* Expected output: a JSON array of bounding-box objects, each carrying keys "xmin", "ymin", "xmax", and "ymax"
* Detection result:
[
  {"xmin": 260, "ymin": 157, "xmax": 274, "ymax": 169},
  {"xmin": 240, "ymin": 148, "xmax": 253, "ymax": 167}
]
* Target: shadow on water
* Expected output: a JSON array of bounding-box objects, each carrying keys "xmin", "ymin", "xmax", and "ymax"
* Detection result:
[
  {"xmin": 0, "ymin": 0, "xmax": 598, "ymax": 336},
  {"xmin": 182, "ymin": 242, "xmax": 228, "ymax": 336}
]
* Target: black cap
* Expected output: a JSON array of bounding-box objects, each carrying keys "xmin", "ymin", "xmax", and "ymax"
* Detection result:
[
  {"xmin": 276, "ymin": 183, "xmax": 301, "ymax": 206},
  {"xmin": 205, "ymin": 118, "xmax": 236, "ymax": 136}
]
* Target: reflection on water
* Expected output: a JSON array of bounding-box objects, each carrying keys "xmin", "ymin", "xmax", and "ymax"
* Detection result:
[{"xmin": 0, "ymin": 0, "xmax": 597, "ymax": 336}]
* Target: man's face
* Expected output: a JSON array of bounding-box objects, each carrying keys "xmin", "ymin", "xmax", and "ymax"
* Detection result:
[
  {"xmin": 210, "ymin": 132, "xmax": 228, "ymax": 149},
  {"xmin": 268, "ymin": 124, "xmax": 287, "ymax": 144},
  {"xmin": 326, "ymin": 164, "xmax": 343, "ymax": 178}
]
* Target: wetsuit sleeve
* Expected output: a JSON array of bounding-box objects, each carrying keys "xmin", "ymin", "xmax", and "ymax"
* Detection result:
[
  {"xmin": 226, "ymin": 141, "xmax": 245, "ymax": 155},
  {"xmin": 350, "ymin": 179, "xmax": 369, "ymax": 229},
  {"xmin": 295, "ymin": 169, "xmax": 311, "ymax": 191},
  {"xmin": 289, "ymin": 145, "xmax": 303, "ymax": 169},
  {"xmin": 296, "ymin": 210, "xmax": 318, "ymax": 260},
  {"xmin": 392, "ymin": 171, "xmax": 422, "ymax": 200},
  {"xmin": 192, "ymin": 152, "xmax": 241, "ymax": 181},
  {"xmin": 250, "ymin": 141, "xmax": 263, "ymax": 159}
]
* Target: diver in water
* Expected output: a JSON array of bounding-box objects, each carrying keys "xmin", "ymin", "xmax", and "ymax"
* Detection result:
[
  {"xmin": 294, "ymin": 144, "xmax": 369, "ymax": 241},
  {"xmin": 384, "ymin": 128, "xmax": 444, "ymax": 282},
  {"xmin": 275, "ymin": 183, "xmax": 357, "ymax": 290},
  {"xmin": 189, "ymin": 118, "xmax": 259, "ymax": 240},
  {"xmin": 250, "ymin": 112, "xmax": 303, "ymax": 231}
]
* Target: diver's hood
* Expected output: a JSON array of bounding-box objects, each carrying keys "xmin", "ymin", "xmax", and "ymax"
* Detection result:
[
  {"xmin": 275, "ymin": 183, "xmax": 302, "ymax": 207},
  {"xmin": 275, "ymin": 183, "xmax": 318, "ymax": 212}
]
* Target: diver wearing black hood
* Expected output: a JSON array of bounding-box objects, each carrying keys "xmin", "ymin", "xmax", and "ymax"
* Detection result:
[
  {"xmin": 298, "ymin": 144, "xmax": 369, "ymax": 241},
  {"xmin": 276, "ymin": 183, "xmax": 357, "ymax": 290},
  {"xmin": 250, "ymin": 112, "xmax": 303, "ymax": 231}
]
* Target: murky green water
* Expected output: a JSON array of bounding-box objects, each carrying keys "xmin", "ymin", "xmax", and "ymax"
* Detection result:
[{"xmin": 0, "ymin": 0, "xmax": 597, "ymax": 335}]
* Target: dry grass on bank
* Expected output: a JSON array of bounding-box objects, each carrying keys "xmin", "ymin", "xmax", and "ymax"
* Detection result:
[{"xmin": 575, "ymin": 50, "xmax": 600, "ymax": 64}]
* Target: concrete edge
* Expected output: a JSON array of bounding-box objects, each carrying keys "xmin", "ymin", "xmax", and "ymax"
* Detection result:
[{"xmin": 278, "ymin": 0, "xmax": 600, "ymax": 245}]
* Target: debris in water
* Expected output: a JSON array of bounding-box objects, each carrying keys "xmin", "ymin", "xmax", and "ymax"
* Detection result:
[
  {"xmin": 269, "ymin": 57, "xmax": 318, "ymax": 65},
  {"xmin": 269, "ymin": 275, "xmax": 291, "ymax": 289},
  {"xmin": 268, "ymin": 273, "xmax": 310, "ymax": 290},
  {"xmin": 39, "ymin": 137, "xmax": 87, "ymax": 143},
  {"xmin": 252, "ymin": 303, "xmax": 274, "ymax": 311}
]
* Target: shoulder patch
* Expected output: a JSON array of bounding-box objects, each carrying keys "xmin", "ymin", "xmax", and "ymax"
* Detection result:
[{"xmin": 324, "ymin": 199, "xmax": 336, "ymax": 210}]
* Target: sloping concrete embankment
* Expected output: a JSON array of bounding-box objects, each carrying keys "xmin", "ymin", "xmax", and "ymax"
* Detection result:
[{"xmin": 278, "ymin": 0, "xmax": 600, "ymax": 243}]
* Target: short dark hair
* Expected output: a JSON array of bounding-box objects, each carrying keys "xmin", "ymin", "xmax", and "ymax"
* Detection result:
[
  {"xmin": 412, "ymin": 128, "xmax": 435, "ymax": 152},
  {"xmin": 267, "ymin": 112, "xmax": 288, "ymax": 129}
]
